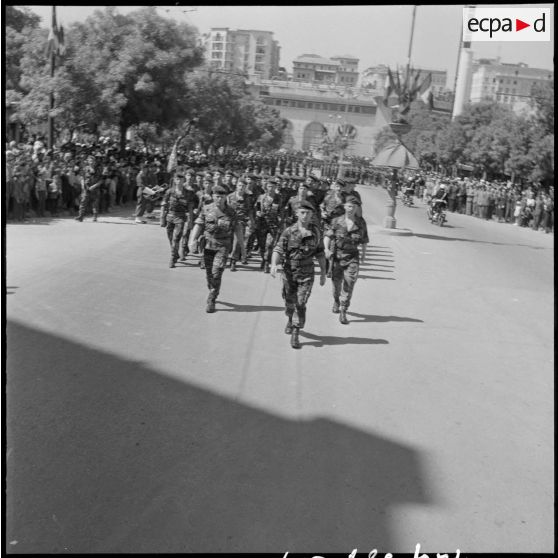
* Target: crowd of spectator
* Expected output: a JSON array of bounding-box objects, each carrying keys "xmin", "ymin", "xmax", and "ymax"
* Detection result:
[
  {"xmin": 392, "ymin": 170, "xmax": 554, "ymax": 233},
  {"xmin": 5, "ymin": 135, "xmax": 553, "ymax": 234}
]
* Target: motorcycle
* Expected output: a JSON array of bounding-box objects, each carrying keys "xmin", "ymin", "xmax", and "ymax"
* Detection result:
[
  {"xmin": 401, "ymin": 187, "xmax": 415, "ymax": 206},
  {"xmin": 428, "ymin": 199, "xmax": 447, "ymax": 226}
]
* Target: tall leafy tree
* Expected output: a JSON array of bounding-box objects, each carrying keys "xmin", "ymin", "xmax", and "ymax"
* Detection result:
[{"xmin": 69, "ymin": 6, "xmax": 204, "ymax": 151}]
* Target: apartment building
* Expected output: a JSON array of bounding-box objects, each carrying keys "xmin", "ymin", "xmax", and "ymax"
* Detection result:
[
  {"xmin": 205, "ymin": 28, "xmax": 280, "ymax": 79},
  {"xmin": 292, "ymin": 54, "xmax": 359, "ymax": 86},
  {"xmin": 468, "ymin": 59, "xmax": 553, "ymax": 114}
]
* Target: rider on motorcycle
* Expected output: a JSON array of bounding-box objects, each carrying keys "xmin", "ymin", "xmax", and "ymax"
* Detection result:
[
  {"xmin": 402, "ymin": 176, "xmax": 415, "ymax": 205},
  {"xmin": 428, "ymin": 183, "xmax": 448, "ymax": 220}
]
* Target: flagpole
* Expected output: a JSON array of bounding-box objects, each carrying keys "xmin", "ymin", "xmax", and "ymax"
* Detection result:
[
  {"xmin": 406, "ymin": 5, "xmax": 417, "ymax": 79},
  {"xmin": 47, "ymin": 5, "xmax": 56, "ymax": 150}
]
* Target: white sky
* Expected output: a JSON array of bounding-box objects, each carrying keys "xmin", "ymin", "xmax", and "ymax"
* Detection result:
[{"xmin": 23, "ymin": 4, "xmax": 554, "ymax": 86}]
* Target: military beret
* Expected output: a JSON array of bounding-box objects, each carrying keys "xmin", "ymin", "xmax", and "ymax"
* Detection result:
[
  {"xmin": 298, "ymin": 200, "xmax": 315, "ymax": 211},
  {"xmin": 344, "ymin": 195, "xmax": 361, "ymax": 206},
  {"xmin": 212, "ymin": 185, "xmax": 228, "ymax": 195}
]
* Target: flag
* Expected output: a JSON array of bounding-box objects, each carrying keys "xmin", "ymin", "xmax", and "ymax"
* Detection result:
[
  {"xmin": 167, "ymin": 137, "xmax": 180, "ymax": 173},
  {"xmin": 383, "ymin": 67, "xmax": 396, "ymax": 105},
  {"xmin": 45, "ymin": 6, "xmax": 65, "ymax": 59},
  {"xmin": 419, "ymin": 73, "xmax": 434, "ymax": 110}
]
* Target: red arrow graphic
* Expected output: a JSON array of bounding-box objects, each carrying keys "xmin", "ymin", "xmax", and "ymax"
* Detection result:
[{"xmin": 516, "ymin": 18, "xmax": 530, "ymax": 31}]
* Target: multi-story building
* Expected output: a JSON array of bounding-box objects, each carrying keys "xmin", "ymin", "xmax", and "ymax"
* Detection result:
[
  {"xmin": 204, "ymin": 28, "xmax": 280, "ymax": 79},
  {"xmin": 360, "ymin": 65, "xmax": 449, "ymax": 97},
  {"xmin": 292, "ymin": 54, "xmax": 359, "ymax": 86},
  {"xmin": 247, "ymin": 77, "xmax": 391, "ymax": 157},
  {"xmin": 468, "ymin": 58, "xmax": 553, "ymax": 114}
]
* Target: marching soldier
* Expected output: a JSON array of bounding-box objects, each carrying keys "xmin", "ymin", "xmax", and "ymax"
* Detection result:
[
  {"xmin": 254, "ymin": 177, "xmax": 281, "ymax": 273},
  {"xmin": 270, "ymin": 200, "xmax": 327, "ymax": 349},
  {"xmin": 226, "ymin": 177, "xmax": 252, "ymax": 271},
  {"xmin": 188, "ymin": 185, "xmax": 246, "ymax": 313},
  {"xmin": 160, "ymin": 169, "xmax": 197, "ymax": 268},
  {"xmin": 324, "ymin": 195, "xmax": 369, "ymax": 325}
]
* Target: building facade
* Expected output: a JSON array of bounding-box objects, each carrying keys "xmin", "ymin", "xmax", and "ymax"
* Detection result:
[
  {"xmin": 360, "ymin": 65, "xmax": 449, "ymax": 97},
  {"xmin": 468, "ymin": 59, "xmax": 553, "ymax": 115},
  {"xmin": 204, "ymin": 28, "xmax": 280, "ymax": 79},
  {"xmin": 292, "ymin": 54, "xmax": 359, "ymax": 86},
  {"xmin": 248, "ymin": 77, "xmax": 391, "ymax": 157}
]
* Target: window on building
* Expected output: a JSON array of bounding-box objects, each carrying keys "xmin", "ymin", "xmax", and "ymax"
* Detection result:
[
  {"xmin": 361, "ymin": 106, "xmax": 374, "ymax": 114},
  {"xmin": 211, "ymin": 52, "xmax": 222, "ymax": 59},
  {"xmin": 256, "ymin": 46, "xmax": 266, "ymax": 55},
  {"xmin": 503, "ymin": 96, "xmax": 508, "ymax": 103},
  {"xmin": 214, "ymin": 33, "xmax": 222, "ymax": 41},
  {"xmin": 213, "ymin": 42, "xmax": 223, "ymax": 50}
]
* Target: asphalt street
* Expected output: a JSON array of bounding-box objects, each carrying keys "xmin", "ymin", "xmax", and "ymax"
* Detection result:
[{"xmin": 5, "ymin": 185, "xmax": 554, "ymax": 553}]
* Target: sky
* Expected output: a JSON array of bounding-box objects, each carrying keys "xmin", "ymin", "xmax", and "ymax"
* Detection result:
[{"xmin": 22, "ymin": 4, "xmax": 554, "ymax": 87}]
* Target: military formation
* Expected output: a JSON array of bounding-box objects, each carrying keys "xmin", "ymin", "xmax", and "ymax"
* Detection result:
[{"xmin": 157, "ymin": 164, "xmax": 369, "ymax": 349}]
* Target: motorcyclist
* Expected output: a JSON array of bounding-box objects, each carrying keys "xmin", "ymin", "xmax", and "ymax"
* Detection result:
[
  {"xmin": 428, "ymin": 183, "xmax": 448, "ymax": 220},
  {"xmin": 402, "ymin": 176, "xmax": 415, "ymax": 205}
]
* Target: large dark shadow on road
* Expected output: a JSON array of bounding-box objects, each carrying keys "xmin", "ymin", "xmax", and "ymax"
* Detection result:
[{"xmin": 6, "ymin": 320, "xmax": 432, "ymax": 554}]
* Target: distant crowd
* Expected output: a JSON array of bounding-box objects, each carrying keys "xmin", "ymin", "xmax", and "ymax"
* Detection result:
[{"xmin": 5, "ymin": 135, "xmax": 553, "ymax": 234}]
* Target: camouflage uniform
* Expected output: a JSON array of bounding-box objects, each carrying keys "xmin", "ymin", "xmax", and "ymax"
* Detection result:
[
  {"xmin": 273, "ymin": 222, "xmax": 324, "ymax": 329},
  {"xmin": 325, "ymin": 214, "xmax": 369, "ymax": 312},
  {"xmin": 76, "ymin": 167, "xmax": 102, "ymax": 221},
  {"xmin": 255, "ymin": 191, "xmax": 281, "ymax": 271},
  {"xmin": 161, "ymin": 186, "xmax": 197, "ymax": 265},
  {"xmin": 194, "ymin": 202, "xmax": 238, "ymax": 304},
  {"xmin": 227, "ymin": 189, "xmax": 253, "ymax": 266}
]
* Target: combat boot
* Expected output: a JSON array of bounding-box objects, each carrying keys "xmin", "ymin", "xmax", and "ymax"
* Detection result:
[
  {"xmin": 264, "ymin": 262, "xmax": 270, "ymax": 274},
  {"xmin": 169, "ymin": 257, "xmax": 175, "ymax": 268},
  {"xmin": 260, "ymin": 260, "xmax": 266, "ymax": 271},
  {"xmin": 290, "ymin": 326, "xmax": 301, "ymax": 349},
  {"xmin": 230, "ymin": 260, "xmax": 237, "ymax": 272},
  {"xmin": 339, "ymin": 308, "xmax": 349, "ymax": 324},
  {"xmin": 284, "ymin": 318, "xmax": 293, "ymax": 335},
  {"xmin": 206, "ymin": 297, "xmax": 216, "ymax": 313},
  {"xmin": 332, "ymin": 300, "xmax": 340, "ymax": 313}
]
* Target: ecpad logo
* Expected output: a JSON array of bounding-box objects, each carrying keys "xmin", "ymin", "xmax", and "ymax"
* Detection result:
[{"xmin": 463, "ymin": 8, "xmax": 551, "ymax": 42}]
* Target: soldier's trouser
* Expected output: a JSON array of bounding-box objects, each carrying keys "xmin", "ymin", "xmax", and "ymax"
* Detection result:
[
  {"xmin": 331, "ymin": 259, "xmax": 359, "ymax": 310},
  {"xmin": 256, "ymin": 227, "xmax": 277, "ymax": 264},
  {"xmin": 230, "ymin": 220, "xmax": 247, "ymax": 262},
  {"xmin": 203, "ymin": 247, "xmax": 228, "ymax": 301},
  {"xmin": 281, "ymin": 273, "xmax": 314, "ymax": 328},
  {"xmin": 166, "ymin": 215, "xmax": 185, "ymax": 260},
  {"xmin": 78, "ymin": 193, "xmax": 98, "ymax": 219}
]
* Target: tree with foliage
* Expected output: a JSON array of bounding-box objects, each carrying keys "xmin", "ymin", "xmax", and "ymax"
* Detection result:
[{"xmin": 67, "ymin": 6, "xmax": 204, "ymax": 151}]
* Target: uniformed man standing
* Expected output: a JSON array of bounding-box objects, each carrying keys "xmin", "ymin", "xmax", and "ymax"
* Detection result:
[
  {"xmin": 324, "ymin": 196, "xmax": 368, "ymax": 324},
  {"xmin": 188, "ymin": 185, "xmax": 246, "ymax": 313},
  {"xmin": 75, "ymin": 156, "xmax": 103, "ymax": 222},
  {"xmin": 270, "ymin": 200, "xmax": 327, "ymax": 349}
]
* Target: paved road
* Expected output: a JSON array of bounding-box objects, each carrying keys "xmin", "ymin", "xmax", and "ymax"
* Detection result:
[{"xmin": 5, "ymin": 188, "xmax": 553, "ymax": 553}]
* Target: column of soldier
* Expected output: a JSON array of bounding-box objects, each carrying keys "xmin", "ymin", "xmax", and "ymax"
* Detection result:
[{"xmin": 159, "ymin": 161, "xmax": 369, "ymax": 349}]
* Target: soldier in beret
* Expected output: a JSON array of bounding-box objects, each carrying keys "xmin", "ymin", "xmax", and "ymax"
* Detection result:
[
  {"xmin": 324, "ymin": 195, "xmax": 369, "ymax": 324},
  {"xmin": 189, "ymin": 185, "xmax": 246, "ymax": 313},
  {"xmin": 271, "ymin": 200, "xmax": 327, "ymax": 349}
]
